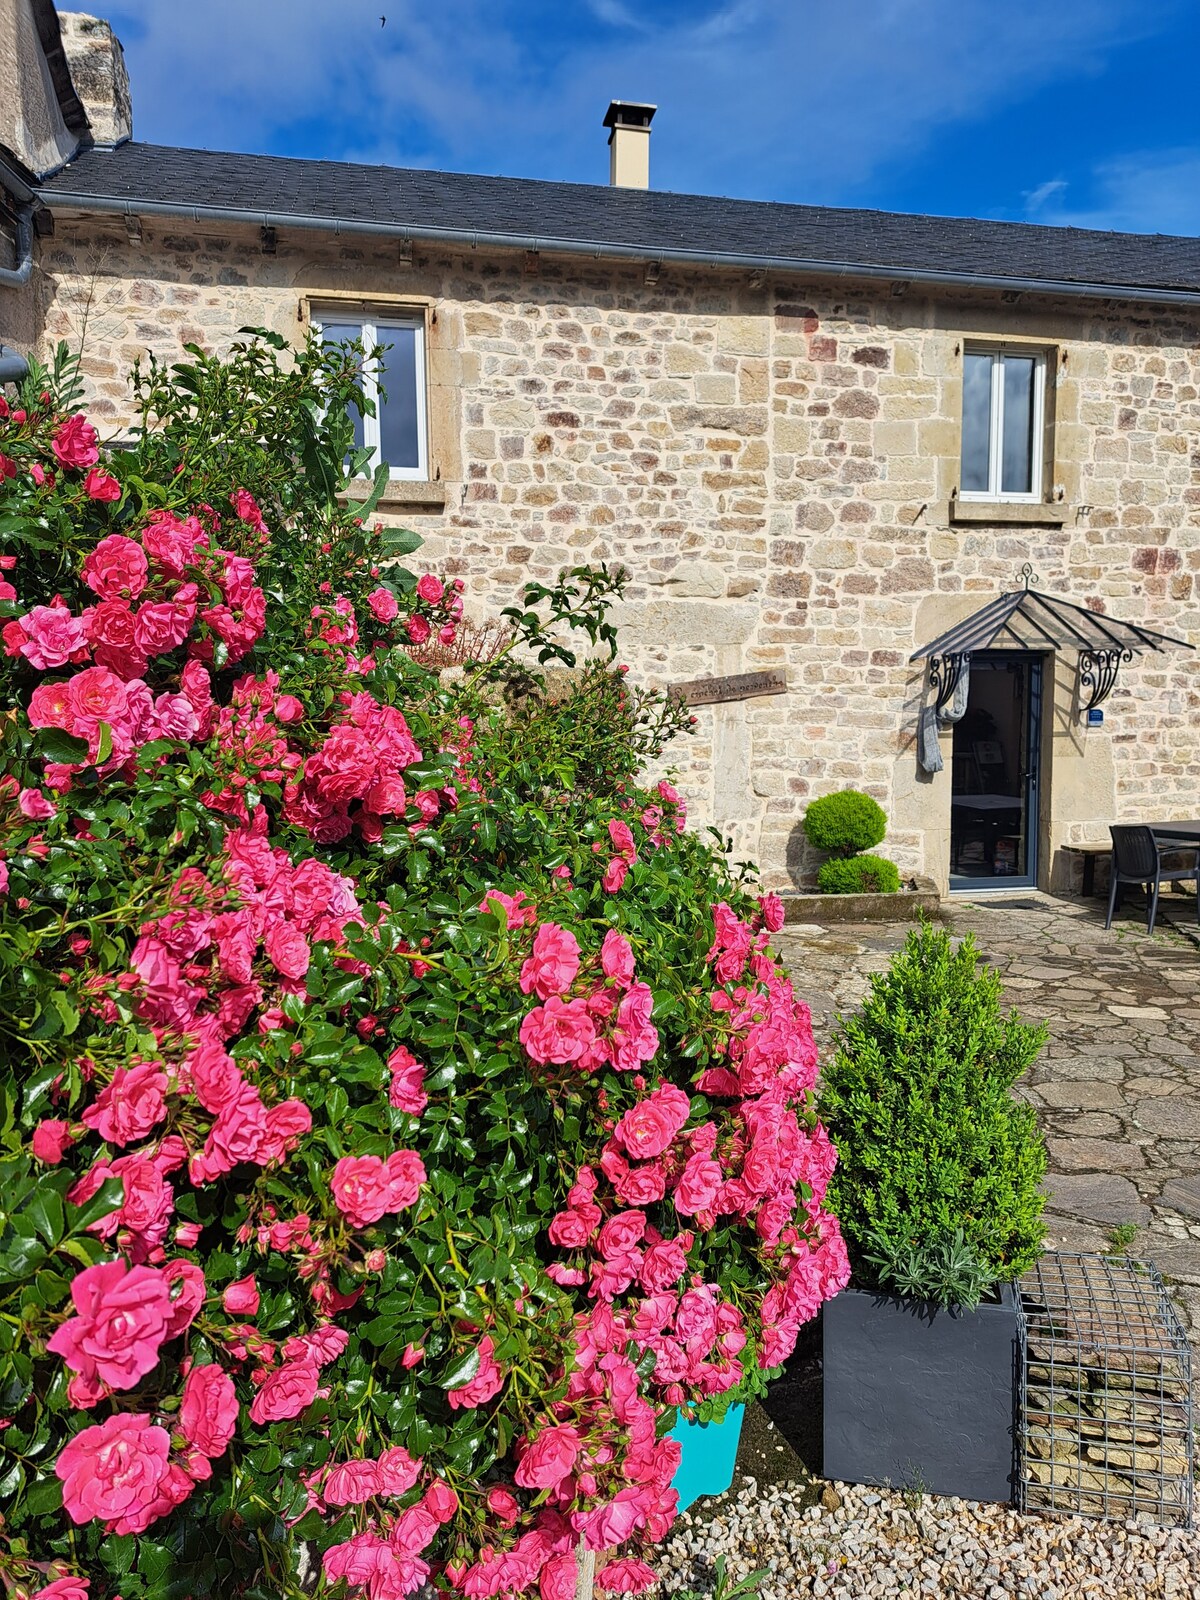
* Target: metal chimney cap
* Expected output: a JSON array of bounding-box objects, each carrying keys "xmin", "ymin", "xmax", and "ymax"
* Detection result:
[{"xmin": 603, "ymin": 101, "xmax": 657, "ymax": 130}]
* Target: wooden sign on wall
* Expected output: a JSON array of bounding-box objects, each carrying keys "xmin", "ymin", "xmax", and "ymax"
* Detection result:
[{"xmin": 672, "ymin": 668, "xmax": 788, "ymax": 707}]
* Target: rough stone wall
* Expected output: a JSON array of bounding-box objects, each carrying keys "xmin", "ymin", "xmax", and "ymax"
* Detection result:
[{"xmin": 30, "ymin": 215, "xmax": 1200, "ymax": 891}]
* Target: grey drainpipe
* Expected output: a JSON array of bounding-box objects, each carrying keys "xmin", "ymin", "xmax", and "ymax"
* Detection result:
[
  {"xmin": 0, "ymin": 205, "xmax": 34, "ymax": 290},
  {"xmin": 41, "ymin": 189, "xmax": 1200, "ymax": 309},
  {"xmin": 0, "ymin": 344, "xmax": 27, "ymax": 383}
]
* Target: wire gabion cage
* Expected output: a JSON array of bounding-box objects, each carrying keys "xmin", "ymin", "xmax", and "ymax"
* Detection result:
[{"xmin": 1018, "ymin": 1252, "xmax": 1194, "ymax": 1528}]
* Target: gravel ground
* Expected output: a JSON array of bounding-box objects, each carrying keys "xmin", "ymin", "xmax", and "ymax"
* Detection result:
[{"xmin": 649, "ymin": 1479, "xmax": 1200, "ymax": 1599}]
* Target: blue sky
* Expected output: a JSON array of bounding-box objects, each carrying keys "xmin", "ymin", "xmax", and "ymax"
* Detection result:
[{"xmin": 106, "ymin": 0, "xmax": 1200, "ymax": 235}]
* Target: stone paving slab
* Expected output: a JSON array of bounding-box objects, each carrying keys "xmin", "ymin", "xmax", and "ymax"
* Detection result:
[{"xmin": 775, "ymin": 891, "xmax": 1200, "ymax": 1356}]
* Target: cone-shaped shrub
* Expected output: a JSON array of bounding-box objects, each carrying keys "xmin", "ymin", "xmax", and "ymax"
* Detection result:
[{"xmin": 820, "ymin": 919, "xmax": 1047, "ymax": 1306}]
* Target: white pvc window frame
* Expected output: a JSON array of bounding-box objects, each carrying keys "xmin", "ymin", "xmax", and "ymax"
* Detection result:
[
  {"xmin": 312, "ymin": 309, "xmax": 429, "ymax": 482},
  {"xmin": 959, "ymin": 345, "xmax": 1047, "ymax": 504}
]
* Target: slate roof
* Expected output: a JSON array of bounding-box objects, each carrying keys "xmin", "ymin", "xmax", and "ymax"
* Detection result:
[{"xmin": 39, "ymin": 141, "xmax": 1200, "ymax": 299}]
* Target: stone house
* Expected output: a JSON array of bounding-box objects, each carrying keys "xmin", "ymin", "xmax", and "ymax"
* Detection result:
[{"xmin": 3, "ymin": 1, "xmax": 1200, "ymax": 897}]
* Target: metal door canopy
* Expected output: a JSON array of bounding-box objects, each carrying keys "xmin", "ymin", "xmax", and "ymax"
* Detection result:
[{"xmin": 912, "ymin": 567, "xmax": 1194, "ymax": 714}]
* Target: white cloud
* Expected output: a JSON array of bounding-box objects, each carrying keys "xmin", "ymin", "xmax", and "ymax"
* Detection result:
[
  {"xmin": 106, "ymin": 0, "xmax": 1174, "ymax": 215},
  {"xmin": 1023, "ymin": 151, "xmax": 1200, "ymax": 236}
]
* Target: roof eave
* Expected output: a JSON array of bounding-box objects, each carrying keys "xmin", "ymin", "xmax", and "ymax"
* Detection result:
[{"xmin": 39, "ymin": 189, "xmax": 1200, "ymax": 308}]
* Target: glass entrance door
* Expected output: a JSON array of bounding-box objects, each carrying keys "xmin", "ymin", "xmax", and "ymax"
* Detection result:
[{"xmin": 949, "ymin": 653, "xmax": 1042, "ymax": 891}]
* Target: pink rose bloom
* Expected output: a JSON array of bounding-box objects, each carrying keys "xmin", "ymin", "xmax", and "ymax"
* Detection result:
[
  {"xmin": 230, "ymin": 488, "xmax": 266, "ymax": 530},
  {"xmin": 423, "ymin": 1479, "xmax": 458, "ymax": 1522},
  {"xmin": 32, "ymin": 1118, "xmax": 74, "ymax": 1164},
  {"xmin": 221, "ymin": 555, "xmax": 258, "ymax": 607},
  {"xmin": 547, "ymin": 1201, "xmax": 601, "ymax": 1248},
  {"xmin": 83, "ymin": 467, "xmax": 121, "ymax": 502},
  {"xmin": 540, "ymin": 1554, "xmax": 578, "ymax": 1600},
  {"xmin": 674, "ymin": 1152, "xmax": 723, "ymax": 1217},
  {"xmin": 149, "ymin": 691, "xmax": 199, "ymax": 741},
  {"xmin": 18, "ymin": 603, "xmax": 87, "ymax": 669},
  {"xmin": 367, "ymin": 587, "xmax": 400, "ymax": 623},
  {"xmin": 162, "ymin": 1258, "xmax": 207, "ymax": 1337},
  {"xmin": 596, "ymin": 1560, "xmax": 657, "ymax": 1594},
  {"xmin": 281, "ymin": 1325, "xmax": 350, "ymax": 1367},
  {"xmin": 31, "ymin": 1578, "xmax": 90, "ymax": 1600},
  {"xmin": 64, "ymin": 666, "xmax": 129, "ymax": 742},
  {"xmin": 387, "ymin": 1045, "xmax": 428, "ymax": 1115},
  {"xmin": 614, "ymin": 1082, "xmax": 691, "ymax": 1160},
  {"xmin": 331, "ymin": 1149, "xmax": 425, "ymax": 1228},
  {"xmin": 611, "ymin": 983, "xmax": 659, "ymax": 1072},
  {"xmin": 447, "ymin": 1334, "xmax": 504, "ymax": 1410},
  {"xmin": 416, "ymin": 574, "xmax": 444, "ymax": 604},
  {"xmin": 249, "ymin": 1357, "xmax": 319, "ymax": 1424},
  {"xmin": 486, "ymin": 1486, "xmax": 520, "ymax": 1525},
  {"xmin": 600, "ymin": 929, "xmax": 635, "ymax": 987},
  {"xmin": 375, "ymin": 1443, "xmax": 422, "ymax": 1495},
  {"xmin": 18, "ymin": 786, "xmax": 56, "ymax": 820},
  {"xmin": 597, "ymin": 1210, "xmax": 647, "ymax": 1259},
  {"xmin": 51, "ymin": 414, "xmax": 99, "ymax": 471},
  {"xmin": 260, "ymin": 1098, "xmax": 313, "ymax": 1162},
  {"xmin": 222, "ymin": 1274, "xmax": 260, "ymax": 1315},
  {"xmin": 514, "ymin": 1424, "xmax": 581, "ymax": 1490},
  {"xmin": 519, "ymin": 922, "xmax": 581, "ymax": 1000},
  {"xmin": 180, "ymin": 1363, "xmax": 239, "ymax": 1459},
  {"xmin": 519, "ymin": 996, "xmax": 597, "ymax": 1066},
  {"xmin": 83, "ymin": 538, "xmax": 148, "ymax": 608},
  {"xmin": 55, "ymin": 1411, "xmax": 174, "ymax": 1531},
  {"xmin": 48, "ymin": 1260, "xmax": 172, "ymax": 1393},
  {"xmin": 323, "ymin": 1534, "xmax": 388, "ymax": 1588},
  {"xmin": 325, "ymin": 1459, "xmax": 381, "ymax": 1506},
  {"xmin": 102, "ymin": 1154, "xmax": 174, "ymax": 1260},
  {"xmin": 264, "ymin": 919, "xmax": 310, "ymax": 979},
  {"xmin": 640, "ymin": 1231, "xmax": 694, "ymax": 1292},
  {"xmin": 81, "ymin": 1060, "xmax": 168, "ymax": 1146},
  {"xmin": 405, "ymin": 614, "xmax": 430, "ymax": 645},
  {"xmin": 760, "ymin": 892, "xmax": 785, "ymax": 932},
  {"xmin": 188, "ymin": 1042, "xmax": 244, "ymax": 1114},
  {"xmin": 608, "ymin": 818, "xmax": 637, "ymax": 859},
  {"xmin": 577, "ymin": 1490, "xmax": 642, "ymax": 1549},
  {"xmin": 602, "ymin": 857, "xmax": 628, "ymax": 894},
  {"xmin": 478, "ymin": 888, "xmax": 537, "ymax": 929},
  {"xmin": 275, "ymin": 693, "xmax": 304, "ymax": 722},
  {"xmin": 133, "ymin": 600, "xmax": 191, "ymax": 657}
]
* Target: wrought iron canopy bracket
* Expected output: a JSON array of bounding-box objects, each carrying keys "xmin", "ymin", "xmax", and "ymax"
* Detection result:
[
  {"xmin": 928, "ymin": 651, "xmax": 968, "ymax": 715},
  {"xmin": 1078, "ymin": 647, "xmax": 1132, "ymax": 714}
]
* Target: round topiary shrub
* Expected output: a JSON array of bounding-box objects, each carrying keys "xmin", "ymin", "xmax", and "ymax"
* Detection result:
[
  {"xmin": 815, "ymin": 854, "xmax": 901, "ymax": 895},
  {"xmin": 819, "ymin": 919, "xmax": 1048, "ymax": 1307},
  {"xmin": 802, "ymin": 789, "xmax": 887, "ymax": 858}
]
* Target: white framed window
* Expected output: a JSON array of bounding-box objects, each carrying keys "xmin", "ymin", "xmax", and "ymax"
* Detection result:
[
  {"xmin": 960, "ymin": 346, "xmax": 1047, "ymax": 503},
  {"xmin": 313, "ymin": 311, "xmax": 429, "ymax": 481}
]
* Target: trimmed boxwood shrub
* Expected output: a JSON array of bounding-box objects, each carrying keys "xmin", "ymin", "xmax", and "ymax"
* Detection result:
[
  {"xmin": 819, "ymin": 919, "xmax": 1048, "ymax": 1306},
  {"xmin": 815, "ymin": 855, "xmax": 901, "ymax": 895},
  {"xmin": 802, "ymin": 790, "xmax": 886, "ymax": 858}
]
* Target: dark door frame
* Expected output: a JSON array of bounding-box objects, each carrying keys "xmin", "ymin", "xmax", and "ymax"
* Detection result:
[{"xmin": 948, "ymin": 650, "xmax": 1044, "ymax": 893}]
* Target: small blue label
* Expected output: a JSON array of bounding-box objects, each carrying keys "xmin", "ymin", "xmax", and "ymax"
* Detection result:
[{"xmin": 1088, "ymin": 708, "xmax": 1104, "ymax": 726}]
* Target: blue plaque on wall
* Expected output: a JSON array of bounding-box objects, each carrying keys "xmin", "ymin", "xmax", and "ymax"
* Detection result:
[{"xmin": 1087, "ymin": 708, "xmax": 1104, "ymax": 727}]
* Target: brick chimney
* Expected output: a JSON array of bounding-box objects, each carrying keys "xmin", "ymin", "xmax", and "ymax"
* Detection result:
[
  {"xmin": 58, "ymin": 12, "xmax": 131, "ymax": 147},
  {"xmin": 604, "ymin": 101, "xmax": 656, "ymax": 189}
]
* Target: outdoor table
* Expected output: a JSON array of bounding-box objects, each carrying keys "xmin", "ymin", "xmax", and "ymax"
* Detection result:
[{"xmin": 1152, "ymin": 822, "xmax": 1200, "ymax": 845}]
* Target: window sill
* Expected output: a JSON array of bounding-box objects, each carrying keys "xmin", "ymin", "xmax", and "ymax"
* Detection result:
[
  {"xmin": 340, "ymin": 480, "xmax": 448, "ymax": 511},
  {"xmin": 947, "ymin": 499, "xmax": 1069, "ymax": 527}
]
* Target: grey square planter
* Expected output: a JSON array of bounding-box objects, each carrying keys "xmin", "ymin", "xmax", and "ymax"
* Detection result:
[{"xmin": 823, "ymin": 1282, "xmax": 1021, "ymax": 1503}]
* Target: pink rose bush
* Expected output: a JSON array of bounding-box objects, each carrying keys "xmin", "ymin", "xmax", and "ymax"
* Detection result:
[{"xmin": 0, "ymin": 340, "xmax": 844, "ymax": 1600}]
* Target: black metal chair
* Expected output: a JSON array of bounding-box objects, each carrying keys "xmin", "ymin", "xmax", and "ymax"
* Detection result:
[{"xmin": 1106, "ymin": 825, "xmax": 1200, "ymax": 934}]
